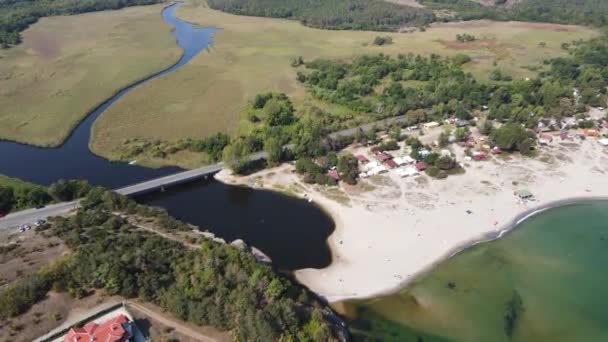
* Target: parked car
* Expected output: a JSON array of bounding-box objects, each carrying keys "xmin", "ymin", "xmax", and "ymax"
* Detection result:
[{"xmin": 35, "ymin": 219, "xmax": 46, "ymax": 226}]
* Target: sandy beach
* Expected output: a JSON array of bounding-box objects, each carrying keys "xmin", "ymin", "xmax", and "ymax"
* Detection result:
[{"xmin": 216, "ymin": 133, "xmax": 608, "ymax": 303}]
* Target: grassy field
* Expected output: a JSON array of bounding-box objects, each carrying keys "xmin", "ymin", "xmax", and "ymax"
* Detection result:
[
  {"xmin": 90, "ymin": 0, "xmax": 597, "ymax": 165},
  {"xmin": 0, "ymin": 4, "xmax": 181, "ymax": 147},
  {"xmin": 0, "ymin": 174, "xmax": 41, "ymax": 191}
]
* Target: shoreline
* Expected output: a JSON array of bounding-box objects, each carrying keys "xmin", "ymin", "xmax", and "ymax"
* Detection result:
[
  {"xmin": 354, "ymin": 196, "xmax": 608, "ymax": 303},
  {"xmin": 216, "ymin": 137, "xmax": 608, "ymax": 303}
]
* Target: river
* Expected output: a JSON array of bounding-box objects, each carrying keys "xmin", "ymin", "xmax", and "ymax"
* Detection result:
[{"xmin": 0, "ymin": 3, "xmax": 334, "ymax": 271}]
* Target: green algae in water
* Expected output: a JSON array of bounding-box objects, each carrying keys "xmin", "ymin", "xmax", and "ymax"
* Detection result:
[{"xmin": 339, "ymin": 201, "xmax": 608, "ymax": 342}]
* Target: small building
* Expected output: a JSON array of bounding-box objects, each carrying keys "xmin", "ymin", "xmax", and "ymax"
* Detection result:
[
  {"xmin": 456, "ymin": 120, "xmax": 469, "ymax": 128},
  {"xmin": 367, "ymin": 165, "xmax": 388, "ymax": 176},
  {"xmin": 418, "ymin": 149, "xmax": 431, "ymax": 158},
  {"xmin": 394, "ymin": 156, "xmax": 415, "ymax": 166},
  {"xmin": 397, "ymin": 167, "xmax": 419, "ymax": 178},
  {"xmin": 584, "ymin": 129, "xmax": 600, "ymax": 137},
  {"xmin": 64, "ymin": 314, "xmax": 133, "ymax": 342},
  {"xmin": 472, "ymin": 151, "xmax": 486, "ymax": 160},
  {"xmin": 491, "ymin": 146, "xmax": 502, "ymax": 154},
  {"xmin": 415, "ymin": 162, "xmax": 427, "ymax": 171},
  {"xmin": 515, "ymin": 189, "xmax": 534, "ymax": 200},
  {"xmin": 599, "ymin": 138, "xmax": 608, "ymax": 147},
  {"xmin": 423, "ymin": 121, "xmax": 440, "ymax": 129},
  {"xmin": 383, "ymin": 159, "xmax": 398, "ymax": 169},
  {"xmin": 356, "ymin": 155, "xmax": 369, "ymax": 164},
  {"xmin": 560, "ymin": 132, "xmax": 573, "ymax": 141},
  {"xmin": 374, "ymin": 151, "xmax": 392, "ymax": 162},
  {"xmin": 327, "ymin": 169, "xmax": 340, "ymax": 181},
  {"xmin": 539, "ymin": 133, "xmax": 553, "ymax": 142}
]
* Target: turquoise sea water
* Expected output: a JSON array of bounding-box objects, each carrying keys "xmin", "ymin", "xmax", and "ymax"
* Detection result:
[{"xmin": 338, "ymin": 201, "xmax": 608, "ymax": 342}]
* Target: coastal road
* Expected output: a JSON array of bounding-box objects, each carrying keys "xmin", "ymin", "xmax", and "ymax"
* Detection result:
[
  {"xmin": 0, "ymin": 116, "xmax": 405, "ymax": 231},
  {"xmin": 0, "ymin": 201, "xmax": 79, "ymax": 230}
]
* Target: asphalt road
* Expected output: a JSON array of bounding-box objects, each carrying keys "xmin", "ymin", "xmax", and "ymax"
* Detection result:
[{"xmin": 0, "ymin": 117, "xmax": 405, "ymax": 231}]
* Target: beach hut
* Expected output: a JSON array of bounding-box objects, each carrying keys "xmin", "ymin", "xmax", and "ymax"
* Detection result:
[
  {"xmin": 397, "ymin": 167, "xmax": 419, "ymax": 178},
  {"xmin": 327, "ymin": 169, "xmax": 340, "ymax": 181},
  {"xmin": 374, "ymin": 151, "xmax": 392, "ymax": 162},
  {"xmin": 515, "ymin": 189, "xmax": 534, "ymax": 200},
  {"xmin": 383, "ymin": 159, "xmax": 398, "ymax": 169}
]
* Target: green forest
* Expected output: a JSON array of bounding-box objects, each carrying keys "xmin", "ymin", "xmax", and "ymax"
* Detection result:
[
  {"xmin": 0, "ymin": 188, "xmax": 345, "ymax": 341},
  {"xmin": 0, "ymin": 0, "xmax": 163, "ymax": 47},
  {"xmin": 424, "ymin": 0, "xmax": 608, "ymax": 27},
  {"xmin": 206, "ymin": 0, "xmax": 435, "ymax": 31}
]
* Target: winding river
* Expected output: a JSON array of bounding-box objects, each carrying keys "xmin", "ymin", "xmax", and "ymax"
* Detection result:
[{"xmin": 0, "ymin": 3, "xmax": 334, "ymax": 271}]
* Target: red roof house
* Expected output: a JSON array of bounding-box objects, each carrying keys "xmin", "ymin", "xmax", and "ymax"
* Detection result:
[
  {"xmin": 415, "ymin": 162, "xmax": 427, "ymax": 171},
  {"xmin": 472, "ymin": 151, "xmax": 486, "ymax": 160},
  {"xmin": 584, "ymin": 129, "xmax": 600, "ymax": 137},
  {"xmin": 64, "ymin": 314, "xmax": 131, "ymax": 342},
  {"xmin": 374, "ymin": 151, "xmax": 392, "ymax": 162},
  {"xmin": 327, "ymin": 169, "xmax": 340, "ymax": 181},
  {"xmin": 490, "ymin": 146, "xmax": 502, "ymax": 154},
  {"xmin": 383, "ymin": 159, "xmax": 398, "ymax": 169}
]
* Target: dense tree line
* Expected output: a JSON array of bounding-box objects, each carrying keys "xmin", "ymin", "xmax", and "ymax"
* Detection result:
[
  {"xmin": 0, "ymin": 189, "xmax": 345, "ymax": 341},
  {"xmin": 0, "ymin": 0, "xmax": 163, "ymax": 47},
  {"xmin": 0, "ymin": 179, "xmax": 90, "ymax": 215},
  {"xmin": 299, "ymin": 35, "xmax": 608, "ymax": 130},
  {"xmin": 206, "ymin": 0, "xmax": 435, "ymax": 31},
  {"xmin": 423, "ymin": 0, "xmax": 608, "ymax": 27}
]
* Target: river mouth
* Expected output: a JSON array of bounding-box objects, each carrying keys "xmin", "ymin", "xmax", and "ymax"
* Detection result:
[
  {"xmin": 136, "ymin": 179, "xmax": 335, "ymax": 270},
  {"xmin": 0, "ymin": 3, "xmax": 335, "ymax": 271}
]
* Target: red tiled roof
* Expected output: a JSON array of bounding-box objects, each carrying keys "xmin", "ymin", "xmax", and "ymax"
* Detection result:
[
  {"xmin": 356, "ymin": 155, "xmax": 369, "ymax": 163},
  {"xmin": 374, "ymin": 151, "xmax": 392, "ymax": 162},
  {"xmin": 415, "ymin": 162, "xmax": 426, "ymax": 171},
  {"xmin": 327, "ymin": 169, "xmax": 340, "ymax": 181},
  {"xmin": 64, "ymin": 314, "xmax": 130, "ymax": 342}
]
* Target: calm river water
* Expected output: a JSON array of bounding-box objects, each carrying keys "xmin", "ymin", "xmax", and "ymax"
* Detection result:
[{"xmin": 0, "ymin": 3, "xmax": 334, "ymax": 271}]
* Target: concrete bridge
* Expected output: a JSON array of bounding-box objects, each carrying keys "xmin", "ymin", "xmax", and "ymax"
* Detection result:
[{"xmin": 0, "ymin": 115, "xmax": 408, "ymax": 229}]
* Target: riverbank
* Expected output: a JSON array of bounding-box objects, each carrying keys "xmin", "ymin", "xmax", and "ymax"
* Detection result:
[
  {"xmin": 216, "ymin": 136, "xmax": 608, "ymax": 302},
  {"xmin": 0, "ymin": 4, "xmax": 180, "ymax": 147}
]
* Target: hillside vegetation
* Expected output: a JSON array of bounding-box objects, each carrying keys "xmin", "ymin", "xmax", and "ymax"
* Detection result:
[
  {"xmin": 0, "ymin": 189, "xmax": 345, "ymax": 341},
  {"xmin": 206, "ymin": 0, "xmax": 435, "ymax": 31}
]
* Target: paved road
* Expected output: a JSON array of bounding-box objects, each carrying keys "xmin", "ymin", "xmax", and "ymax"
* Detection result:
[{"xmin": 0, "ymin": 117, "xmax": 404, "ymax": 230}]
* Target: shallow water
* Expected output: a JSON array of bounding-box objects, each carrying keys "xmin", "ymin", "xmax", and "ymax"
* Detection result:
[{"xmin": 338, "ymin": 201, "xmax": 608, "ymax": 342}]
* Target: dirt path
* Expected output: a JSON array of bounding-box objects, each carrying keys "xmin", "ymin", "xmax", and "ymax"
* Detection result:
[{"xmin": 126, "ymin": 301, "xmax": 221, "ymax": 342}]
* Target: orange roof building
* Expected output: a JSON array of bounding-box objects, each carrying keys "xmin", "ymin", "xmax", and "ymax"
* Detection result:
[{"xmin": 64, "ymin": 314, "xmax": 131, "ymax": 342}]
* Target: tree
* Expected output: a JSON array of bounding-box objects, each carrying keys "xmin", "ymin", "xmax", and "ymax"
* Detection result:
[
  {"xmin": 264, "ymin": 137, "xmax": 283, "ymax": 165},
  {"xmin": 454, "ymin": 127, "xmax": 470, "ymax": 142},
  {"xmin": 438, "ymin": 131, "xmax": 450, "ymax": 147},
  {"xmin": 0, "ymin": 186, "xmax": 14, "ymax": 214},
  {"xmin": 337, "ymin": 154, "xmax": 359, "ymax": 185},
  {"xmin": 455, "ymin": 104, "xmax": 471, "ymax": 120},
  {"xmin": 478, "ymin": 120, "xmax": 495, "ymax": 135},
  {"xmin": 223, "ymin": 138, "xmax": 253, "ymax": 174},
  {"xmin": 491, "ymin": 123, "xmax": 533, "ymax": 152}
]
